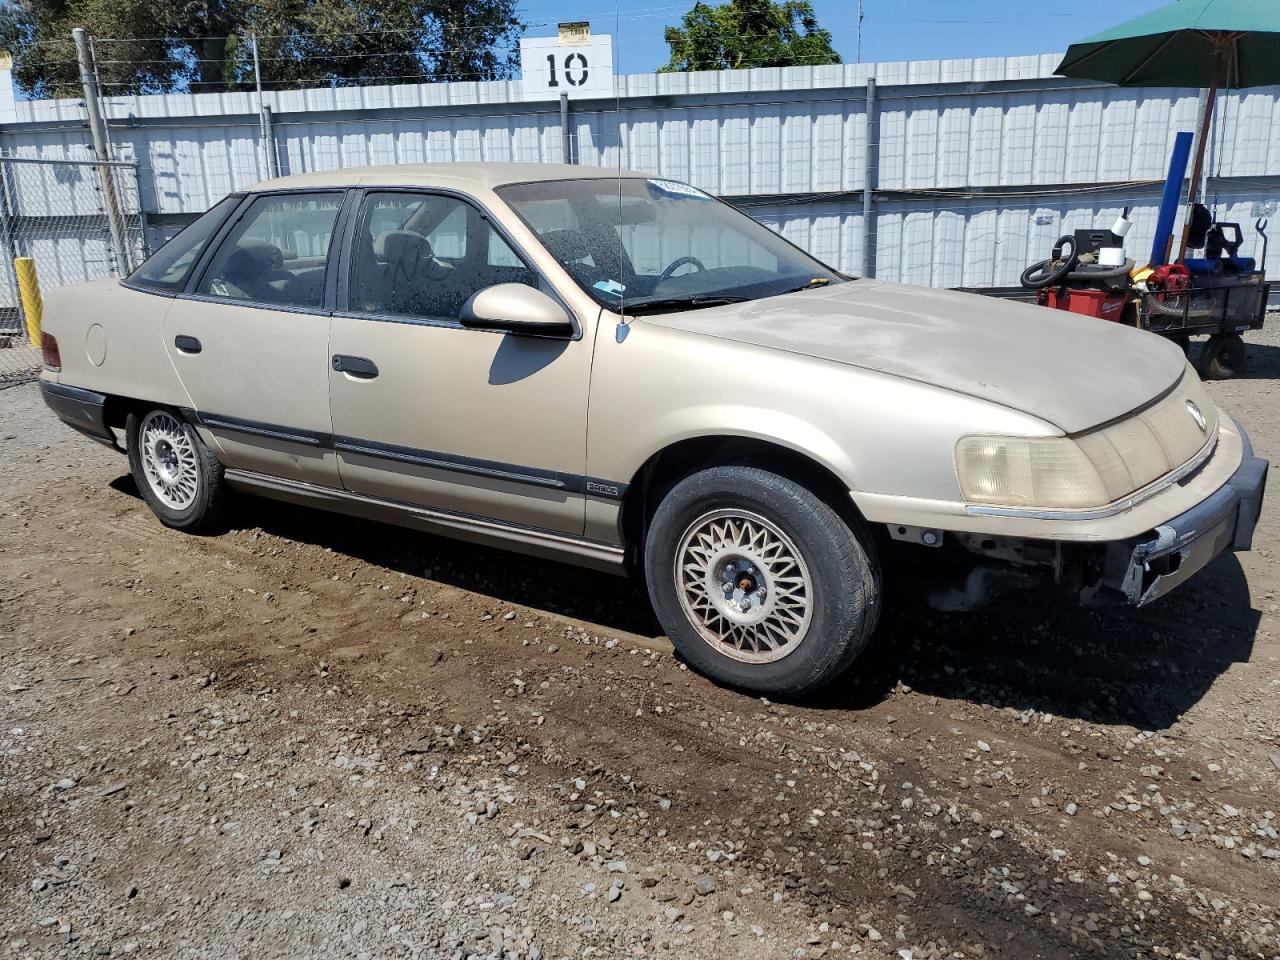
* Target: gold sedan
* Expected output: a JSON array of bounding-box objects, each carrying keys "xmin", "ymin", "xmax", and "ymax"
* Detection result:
[{"xmin": 38, "ymin": 164, "xmax": 1267, "ymax": 697}]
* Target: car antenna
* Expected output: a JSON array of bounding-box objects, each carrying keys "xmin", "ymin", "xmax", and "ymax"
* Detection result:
[{"xmin": 615, "ymin": 0, "xmax": 631, "ymax": 336}]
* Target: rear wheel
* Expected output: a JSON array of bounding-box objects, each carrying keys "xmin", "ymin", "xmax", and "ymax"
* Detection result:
[
  {"xmin": 644, "ymin": 466, "xmax": 880, "ymax": 698},
  {"xmin": 1197, "ymin": 332, "xmax": 1246, "ymax": 380},
  {"xmin": 127, "ymin": 407, "xmax": 230, "ymax": 532}
]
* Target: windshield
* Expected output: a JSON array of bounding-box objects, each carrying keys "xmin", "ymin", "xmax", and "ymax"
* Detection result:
[{"xmin": 496, "ymin": 177, "xmax": 846, "ymax": 313}]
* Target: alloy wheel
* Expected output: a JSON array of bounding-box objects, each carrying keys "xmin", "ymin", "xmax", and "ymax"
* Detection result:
[
  {"xmin": 139, "ymin": 410, "xmax": 200, "ymax": 511},
  {"xmin": 674, "ymin": 508, "xmax": 813, "ymax": 664}
]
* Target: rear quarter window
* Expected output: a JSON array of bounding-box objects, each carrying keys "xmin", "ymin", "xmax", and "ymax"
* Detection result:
[{"xmin": 129, "ymin": 195, "xmax": 241, "ymax": 292}]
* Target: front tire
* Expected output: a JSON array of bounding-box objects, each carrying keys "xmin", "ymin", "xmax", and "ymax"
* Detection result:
[
  {"xmin": 127, "ymin": 407, "xmax": 229, "ymax": 532},
  {"xmin": 1197, "ymin": 332, "xmax": 1246, "ymax": 380},
  {"xmin": 644, "ymin": 466, "xmax": 880, "ymax": 698}
]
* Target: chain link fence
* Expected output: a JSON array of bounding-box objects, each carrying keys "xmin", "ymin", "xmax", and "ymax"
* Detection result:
[{"xmin": 0, "ymin": 156, "xmax": 146, "ymax": 388}]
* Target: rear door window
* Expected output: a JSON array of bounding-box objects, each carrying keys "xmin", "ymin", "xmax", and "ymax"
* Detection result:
[{"xmin": 196, "ymin": 192, "xmax": 344, "ymax": 309}]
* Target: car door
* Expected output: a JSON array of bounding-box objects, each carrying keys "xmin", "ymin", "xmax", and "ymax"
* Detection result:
[
  {"xmin": 163, "ymin": 190, "xmax": 347, "ymax": 487},
  {"xmin": 327, "ymin": 189, "xmax": 591, "ymax": 536}
]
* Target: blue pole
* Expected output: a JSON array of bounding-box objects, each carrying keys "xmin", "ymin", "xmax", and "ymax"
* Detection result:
[{"xmin": 1151, "ymin": 131, "xmax": 1194, "ymax": 267}]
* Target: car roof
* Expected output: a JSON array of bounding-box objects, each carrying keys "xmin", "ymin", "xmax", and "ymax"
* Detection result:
[{"xmin": 246, "ymin": 162, "xmax": 644, "ymax": 193}]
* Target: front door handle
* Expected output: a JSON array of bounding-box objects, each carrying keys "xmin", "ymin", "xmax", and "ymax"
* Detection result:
[
  {"xmin": 174, "ymin": 335, "xmax": 202, "ymax": 354},
  {"xmin": 332, "ymin": 354, "xmax": 379, "ymax": 379}
]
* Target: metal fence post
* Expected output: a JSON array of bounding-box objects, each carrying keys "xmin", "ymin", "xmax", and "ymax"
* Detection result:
[
  {"xmin": 251, "ymin": 34, "xmax": 279, "ymax": 179},
  {"xmin": 861, "ymin": 75, "xmax": 877, "ymax": 279},
  {"xmin": 0, "ymin": 164, "xmax": 21, "ymax": 330},
  {"xmin": 560, "ymin": 92, "xmax": 574, "ymax": 165},
  {"xmin": 72, "ymin": 27, "xmax": 130, "ymax": 277},
  {"xmin": 261, "ymin": 106, "xmax": 279, "ymax": 179}
]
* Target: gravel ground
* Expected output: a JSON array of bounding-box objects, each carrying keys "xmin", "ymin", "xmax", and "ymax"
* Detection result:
[{"xmin": 1, "ymin": 325, "xmax": 1279, "ymax": 960}]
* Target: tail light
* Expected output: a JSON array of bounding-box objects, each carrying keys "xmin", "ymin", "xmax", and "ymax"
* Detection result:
[{"xmin": 41, "ymin": 331, "xmax": 61, "ymax": 372}]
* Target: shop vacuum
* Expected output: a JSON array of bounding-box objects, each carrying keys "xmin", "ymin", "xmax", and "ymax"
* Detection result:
[{"xmin": 1020, "ymin": 211, "xmax": 1137, "ymax": 321}]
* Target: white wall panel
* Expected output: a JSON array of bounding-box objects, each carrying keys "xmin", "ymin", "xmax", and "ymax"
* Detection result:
[
  {"xmin": 751, "ymin": 111, "xmax": 782, "ymax": 196},
  {"xmin": 745, "ymin": 190, "xmax": 1278, "ymax": 287},
  {"xmin": 877, "ymin": 104, "xmax": 906, "ymax": 189},
  {"xmin": 1002, "ymin": 93, "xmax": 1037, "ymax": 185},
  {"xmin": 1032, "ymin": 97, "xmax": 1068, "ymax": 186},
  {"xmin": 1097, "ymin": 91, "xmax": 1138, "ymax": 182},
  {"xmin": 968, "ymin": 102, "xmax": 1003, "ymax": 187},
  {"xmin": 658, "ymin": 109, "xmax": 690, "ymax": 185},
  {"xmin": 811, "ymin": 109, "xmax": 843, "ymax": 193},
  {"xmin": 903, "ymin": 96, "xmax": 937, "ymax": 187},
  {"xmin": 689, "ymin": 111, "xmax": 720, "ymax": 192},
  {"xmin": 718, "ymin": 107, "xmax": 751, "ymax": 195},
  {"xmin": 2, "ymin": 54, "xmax": 1277, "ymax": 295},
  {"xmin": 779, "ymin": 106, "xmax": 812, "ymax": 195}
]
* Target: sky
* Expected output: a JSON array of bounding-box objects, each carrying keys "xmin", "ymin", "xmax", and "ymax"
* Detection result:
[{"xmin": 518, "ymin": 0, "xmax": 1166, "ymax": 74}]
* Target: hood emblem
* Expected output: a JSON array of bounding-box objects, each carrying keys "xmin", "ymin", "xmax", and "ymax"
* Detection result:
[{"xmin": 1186, "ymin": 399, "xmax": 1207, "ymax": 432}]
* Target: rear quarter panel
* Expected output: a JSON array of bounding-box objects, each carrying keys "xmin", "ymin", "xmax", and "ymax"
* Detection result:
[{"xmin": 41, "ymin": 279, "xmax": 191, "ymax": 408}]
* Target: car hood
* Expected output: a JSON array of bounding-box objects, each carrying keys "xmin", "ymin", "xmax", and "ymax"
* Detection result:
[{"xmin": 643, "ymin": 280, "xmax": 1187, "ymax": 434}]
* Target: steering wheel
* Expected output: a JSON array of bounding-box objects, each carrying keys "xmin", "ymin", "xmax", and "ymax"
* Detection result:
[{"xmin": 657, "ymin": 255, "xmax": 706, "ymax": 283}]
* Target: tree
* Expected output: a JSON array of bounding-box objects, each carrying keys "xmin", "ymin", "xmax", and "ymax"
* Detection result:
[
  {"xmin": 660, "ymin": 0, "xmax": 839, "ymax": 72},
  {"xmin": 0, "ymin": 0, "xmax": 522, "ymax": 98}
]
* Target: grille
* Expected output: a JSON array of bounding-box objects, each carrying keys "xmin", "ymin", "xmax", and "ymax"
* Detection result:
[{"xmin": 1074, "ymin": 368, "xmax": 1217, "ymax": 503}]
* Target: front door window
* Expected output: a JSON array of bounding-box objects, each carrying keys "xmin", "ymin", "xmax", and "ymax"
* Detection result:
[{"xmin": 347, "ymin": 192, "xmax": 537, "ymax": 321}]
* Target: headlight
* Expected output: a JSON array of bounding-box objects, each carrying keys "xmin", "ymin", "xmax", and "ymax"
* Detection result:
[{"xmin": 955, "ymin": 436, "xmax": 1109, "ymax": 509}]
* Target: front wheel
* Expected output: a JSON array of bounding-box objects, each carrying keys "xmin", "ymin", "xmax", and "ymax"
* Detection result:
[
  {"xmin": 127, "ymin": 407, "xmax": 230, "ymax": 532},
  {"xmin": 644, "ymin": 466, "xmax": 880, "ymax": 698}
]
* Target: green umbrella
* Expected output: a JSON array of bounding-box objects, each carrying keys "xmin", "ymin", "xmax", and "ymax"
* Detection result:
[{"xmin": 1056, "ymin": 0, "xmax": 1280, "ymax": 259}]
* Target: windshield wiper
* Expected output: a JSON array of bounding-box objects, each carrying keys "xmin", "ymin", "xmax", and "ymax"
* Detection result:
[
  {"xmin": 778, "ymin": 277, "xmax": 836, "ymax": 295},
  {"xmin": 620, "ymin": 294, "xmax": 750, "ymax": 314}
]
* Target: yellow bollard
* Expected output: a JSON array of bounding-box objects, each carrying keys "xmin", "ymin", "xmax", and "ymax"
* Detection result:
[{"xmin": 14, "ymin": 257, "xmax": 42, "ymax": 349}]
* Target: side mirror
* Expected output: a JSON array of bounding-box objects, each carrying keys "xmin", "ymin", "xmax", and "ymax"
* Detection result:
[{"xmin": 461, "ymin": 284, "xmax": 573, "ymax": 336}]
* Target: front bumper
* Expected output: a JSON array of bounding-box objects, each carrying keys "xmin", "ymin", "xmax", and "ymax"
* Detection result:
[{"xmin": 1100, "ymin": 423, "xmax": 1267, "ymax": 605}]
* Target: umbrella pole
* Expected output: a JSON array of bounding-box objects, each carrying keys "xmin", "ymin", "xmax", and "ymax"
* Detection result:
[
  {"xmin": 1175, "ymin": 83, "xmax": 1217, "ymax": 261},
  {"xmin": 1176, "ymin": 46, "xmax": 1226, "ymax": 262}
]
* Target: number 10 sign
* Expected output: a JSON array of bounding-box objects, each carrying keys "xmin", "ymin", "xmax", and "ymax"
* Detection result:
[{"xmin": 519, "ymin": 35, "xmax": 614, "ymax": 100}]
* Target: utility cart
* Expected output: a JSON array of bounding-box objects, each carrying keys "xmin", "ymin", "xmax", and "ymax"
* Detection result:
[
  {"xmin": 1022, "ymin": 218, "xmax": 1271, "ymax": 380},
  {"xmin": 1136, "ymin": 269, "xmax": 1269, "ymax": 379}
]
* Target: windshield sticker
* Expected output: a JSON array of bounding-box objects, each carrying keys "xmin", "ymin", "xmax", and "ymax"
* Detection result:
[
  {"xmin": 594, "ymin": 279, "xmax": 626, "ymax": 297},
  {"xmin": 648, "ymin": 179, "xmax": 712, "ymax": 200}
]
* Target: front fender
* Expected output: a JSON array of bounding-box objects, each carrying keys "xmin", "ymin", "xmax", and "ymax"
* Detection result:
[
  {"xmin": 586, "ymin": 318, "xmax": 1058, "ymax": 508},
  {"xmin": 625, "ymin": 406, "xmax": 857, "ymax": 491}
]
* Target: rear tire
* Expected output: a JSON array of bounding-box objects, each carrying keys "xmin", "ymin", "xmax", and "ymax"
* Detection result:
[
  {"xmin": 1197, "ymin": 333, "xmax": 1246, "ymax": 380},
  {"xmin": 127, "ymin": 407, "xmax": 230, "ymax": 532},
  {"xmin": 644, "ymin": 466, "xmax": 880, "ymax": 698}
]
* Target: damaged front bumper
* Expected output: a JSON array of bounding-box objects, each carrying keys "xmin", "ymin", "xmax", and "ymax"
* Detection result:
[
  {"xmin": 1099, "ymin": 424, "xmax": 1267, "ymax": 605},
  {"xmin": 915, "ymin": 419, "xmax": 1267, "ymax": 611}
]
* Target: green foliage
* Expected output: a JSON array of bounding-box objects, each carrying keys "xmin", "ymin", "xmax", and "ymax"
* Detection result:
[
  {"xmin": 0, "ymin": 0, "xmax": 523, "ymax": 97},
  {"xmin": 660, "ymin": 0, "xmax": 840, "ymax": 72}
]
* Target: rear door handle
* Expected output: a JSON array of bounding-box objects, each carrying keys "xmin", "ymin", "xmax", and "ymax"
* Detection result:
[
  {"xmin": 174, "ymin": 335, "xmax": 202, "ymax": 355},
  {"xmin": 332, "ymin": 354, "xmax": 379, "ymax": 379}
]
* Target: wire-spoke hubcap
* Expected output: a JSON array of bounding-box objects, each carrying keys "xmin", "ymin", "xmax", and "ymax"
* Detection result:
[
  {"xmin": 675, "ymin": 509, "xmax": 813, "ymax": 664},
  {"xmin": 139, "ymin": 411, "xmax": 199, "ymax": 511}
]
